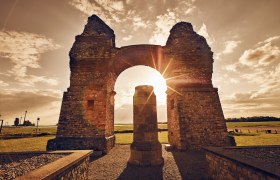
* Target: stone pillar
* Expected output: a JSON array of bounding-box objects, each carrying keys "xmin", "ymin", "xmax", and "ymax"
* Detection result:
[{"xmin": 128, "ymin": 85, "xmax": 163, "ymax": 166}]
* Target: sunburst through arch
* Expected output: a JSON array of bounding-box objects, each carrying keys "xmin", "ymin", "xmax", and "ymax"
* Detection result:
[{"xmin": 114, "ymin": 65, "xmax": 167, "ymax": 124}]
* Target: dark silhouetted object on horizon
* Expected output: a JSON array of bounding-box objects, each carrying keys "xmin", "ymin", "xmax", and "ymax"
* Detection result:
[
  {"xmin": 14, "ymin": 117, "xmax": 19, "ymax": 126},
  {"xmin": 23, "ymin": 120, "xmax": 35, "ymax": 126}
]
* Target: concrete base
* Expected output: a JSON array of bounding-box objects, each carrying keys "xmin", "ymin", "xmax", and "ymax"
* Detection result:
[{"xmin": 46, "ymin": 135, "xmax": 115, "ymax": 154}]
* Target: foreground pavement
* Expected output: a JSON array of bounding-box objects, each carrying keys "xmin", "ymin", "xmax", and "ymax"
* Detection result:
[{"xmin": 88, "ymin": 145, "xmax": 209, "ymax": 180}]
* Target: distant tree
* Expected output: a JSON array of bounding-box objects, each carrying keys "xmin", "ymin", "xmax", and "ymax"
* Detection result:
[
  {"xmin": 14, "ymin": 118, "xmax": 19, "ymax": 126},
  {"xmin": 23, "ymin": 120, "xmax": 35, "ymax": 126}
]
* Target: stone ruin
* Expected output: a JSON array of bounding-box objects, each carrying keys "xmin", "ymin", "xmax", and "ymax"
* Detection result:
[
  {"xmin": 129, "ymin": 85, "xmax": 163, "ymax": 166},
  {"xmin": 47, "ymin": 15, "xmax": 233, "ymax": 153}
]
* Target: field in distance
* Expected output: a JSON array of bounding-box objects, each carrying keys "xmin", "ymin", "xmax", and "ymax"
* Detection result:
[{"xmin": 0, "ymin": 122, "xmax": 279, "ymax": 152}]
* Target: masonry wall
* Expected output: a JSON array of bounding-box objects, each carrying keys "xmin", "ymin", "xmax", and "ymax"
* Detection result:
[
  {"xmin": 205, "ymin": 151, "xmax": 279, "ymax": 180},
  {"xmin": 55, "ymin": 156, "xmax": 90, "ymax": 180},
  {"xmin": 47, "ymin": 15, "xmax": 116, "ymax": 152},
  {"xmin": 165, "ymin": 22, "xmax": 231, "ymax": 150},
  {"xmin": 168, "ymin": 88, "xmax": 231, "ymax": 150}
]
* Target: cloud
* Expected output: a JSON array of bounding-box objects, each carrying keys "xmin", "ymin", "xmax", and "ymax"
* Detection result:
[
  {"xmin": 257, "ymin": 35, "xmax": 280, "ymax": 45},
  {"xmin": 221, "ymin": 43, "xmax": 280, "ymax": 118},
  {"xmin": 149, "ymin": 10, "xmax": 180, "ymax": 45},
  {"xmin": 222, "ymin": 89, "xmax": 280, "ymax": 118},
  {"xmin": 247, "ymin": 62, "xmax": 280, "ymax": 92},
  {"xmin": 0, "ymin": 89, "xmax": 62, "ymax": 125},
  {"xmin": 0, "ymin": 80, "xmax": 9, "ymax": 87},
  {"xmin": 132, "ymin": 16, "xmax": 148, "ymax": 30},
  {"xmin": 149, "ymin": 0, "xmax": 196, "ymax": 45},
  {"xmin": 224, "ymin": 36, "xmax": 280, "ymax": 74},
  {"xmin": 70, "ymin": 0, "xmax": 197, "ymax": 46},
  {"xmin": 122, "ymin": 35, "xmax": 132, "ymax": 41},
  {"xmin": 239, "ymin": 42, "xmax": 280, "ymax": 67},
  {"xmin": 215, "ymin": 40, "xmax": 241, "ymax": 61},
  {"xmin": 17, "ymin": 75, "xmax": 59, "ymax": 87},
  {"xmin": 219, "ymin": 36, "xmax": 280, "ymax": 117},
  {"xmin": 197, "ymin": 23, "xmax": 214, "ymax": 45},
  {"xmin": 69, "ymin": 0, "xmax": 125, "ymax": 24},
  {"xmin": 223, "ymin": 40, "xmax": 241, "ymax": 54},
  {"xmin": 229, "ymin": 78, "xmax": 239, "ymax": 84},
  {"xmin": 225, "ymin": 64, "xmax": 237, "ymax": 72},
  {"xmin": 0, "ymin": 30, "xmax": 61, "ymax": 86},
  {"xmin": 114, "ymin": 104, "xmax": 132, "ymax": 123},
  {"xmin": 110, "ymin": 1, "xmax": 124, "ymax": 11}
]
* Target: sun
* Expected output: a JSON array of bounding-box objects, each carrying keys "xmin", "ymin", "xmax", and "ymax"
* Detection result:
[{"xmin": 147, "ymin": 73, "xmax": 167, "ymax": 104}]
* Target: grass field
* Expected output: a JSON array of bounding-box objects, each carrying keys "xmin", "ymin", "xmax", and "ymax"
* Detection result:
[
  {"xmin": 234, "ymin": 134, "xmax": 280, "ymax": 146},
  {"xmin": 0, "ymin": 136, "xmax": 55, "ymax": 152},
  {"xmin": 226, "ymin": 121, "xmax": 280, "ymax": 129},
  {"xmin": 0, "ymin": 126, "xmax": 57, "ymax": 135},
  {"xmin": 0, "ymin": 122, "xmax": 279, "ymax": 152},
  {"xmin": 115, "ymin": 131, "xmax": 168, "ymax": 144},
  {"xmin": 115, "ymin": 124, "xmax": 167, "ymax": 131}
]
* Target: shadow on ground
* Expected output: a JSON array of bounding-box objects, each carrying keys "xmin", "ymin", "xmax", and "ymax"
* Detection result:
[
  {"xmin": 172, "ymin": 150, "xmax": 210, "ymax": 179},
  {"xmin": 88, "ymin": 145, "xmax": 210, "ymax": 179},
  {"xmin": 117, "ymin": 163, "xmax": 163, "ymax": 180}
]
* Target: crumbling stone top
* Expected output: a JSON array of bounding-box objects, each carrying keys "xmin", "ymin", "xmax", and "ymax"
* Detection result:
[
  {"xmin": 166, "ymin": 21, "xmax": 209, "ymax": 51},
  {"xmin": 82, "ymin": 15, "xmax": 115, "ymax": 37},
  {"xmin": 170, "ymin": 22, "xmax": 194, "ymax": 34}
]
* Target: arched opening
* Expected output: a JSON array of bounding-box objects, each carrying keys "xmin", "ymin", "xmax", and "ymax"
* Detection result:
[{"xmin": 114, "ymin": 65, "xmax": 167, "ymax": 144}]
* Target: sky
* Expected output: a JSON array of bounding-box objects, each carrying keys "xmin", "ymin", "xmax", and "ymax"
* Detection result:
[{"xmin": 0, "ymin": 0, "xmax": 280, "ymax": 125}]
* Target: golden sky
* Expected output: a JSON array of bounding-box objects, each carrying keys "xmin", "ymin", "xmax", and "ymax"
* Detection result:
[{"xmin": 0, "ymin": 0, "xmax": 280, "ymax": 125}]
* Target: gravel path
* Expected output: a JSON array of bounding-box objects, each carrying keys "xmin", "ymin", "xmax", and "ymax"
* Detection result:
[
  {"xmin": 88, "ymin": 145, "xmax": 210, "ymax": 180},
  {"xmin": 0, "ymin": 153, "xmax": 67, "ymax": 179}
]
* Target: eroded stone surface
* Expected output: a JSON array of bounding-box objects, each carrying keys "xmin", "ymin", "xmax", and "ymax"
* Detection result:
[
  {"xmin": 128, "ymin": 86, "xmax": 163, "ymax": 166},
  {"xmin": 47, "ymin": 14, "xmax": 232, "ymax": 152}
]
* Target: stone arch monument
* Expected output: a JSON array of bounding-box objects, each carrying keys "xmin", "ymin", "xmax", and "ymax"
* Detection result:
[{"xmin": 47, "ymin": 15, "xmax": 232, "ymax": 153}]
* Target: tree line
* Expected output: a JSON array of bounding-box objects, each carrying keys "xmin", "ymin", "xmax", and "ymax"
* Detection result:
[{"xmin": 226, "ymin": 116, "xmax": 280, "ymax": 122}]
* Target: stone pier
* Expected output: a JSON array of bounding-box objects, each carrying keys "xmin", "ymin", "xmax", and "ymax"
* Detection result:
[{"xmin": 128, "ymin": 85, "xmax": 163, "ymax": 166}]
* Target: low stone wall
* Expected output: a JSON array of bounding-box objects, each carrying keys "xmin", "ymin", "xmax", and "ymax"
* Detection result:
[
  {"xmin": 204, "ymin": 146, "xmax": 280, "ymax": 180},
  {"xmin": 47, "ymin": 136, "xmax": 115, "ymax": 154},
  {"xmin": 0, "ymin": 150, "xmax": 92, "ymax": 180}
]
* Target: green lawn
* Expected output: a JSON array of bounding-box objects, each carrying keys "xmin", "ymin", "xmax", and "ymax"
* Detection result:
[
  {"xmin": 0, "ymin": 122, "xmax": 279, "ymax": 152},
  {"xmin": 115, "ymin": 124, "xmax": 167, "ymax": 131},
  {"xmin": 2, "ymin": 122, "xmax": 278, "ymax": 135},
  {"xmin": 226, "ymin": 121, "xmax": 280, "ymax": 129},
  {"xmin": 234, "ymin": 134, "xmax": 280, "ymax": 146},
  {"xmin": 116, "ymin": 131, "xmax": 168, "ymax": 144},
  {"xmin": 0, "ymin": 136, "xmax": 55, "ymax": 152},
  {"xmin": 0, "ymin": 126, "xmax": 57, "ymax": 135},
  {"xmin": 1, "ymin": 132, "xmax": 278, "ymax": 152}
]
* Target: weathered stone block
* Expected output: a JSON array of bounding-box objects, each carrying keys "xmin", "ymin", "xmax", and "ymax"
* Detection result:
[{"xmin": 128, "ymin": 86, "xmax": 163, "ymax": 166}]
